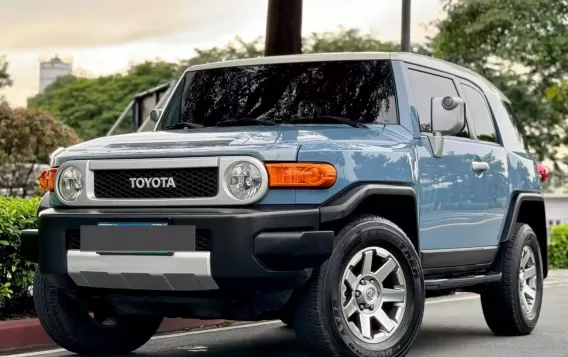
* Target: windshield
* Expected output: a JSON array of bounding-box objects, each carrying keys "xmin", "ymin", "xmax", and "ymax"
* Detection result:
[{"xmin": 159, "ymin": 60, "xmax": 398, "ymax": 129}]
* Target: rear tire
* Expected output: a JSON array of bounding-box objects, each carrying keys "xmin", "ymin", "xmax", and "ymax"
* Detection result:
[
  {"xmin": 480, "ymin": 223, "xmax": 544, "ymax": 336},
  {"xmin": 293, "ymin": 215, "xmax": 424, "ymax": 357},
  {"xmin": 34, "ymin": 268, "xmax": 163, "ymax": 355}
]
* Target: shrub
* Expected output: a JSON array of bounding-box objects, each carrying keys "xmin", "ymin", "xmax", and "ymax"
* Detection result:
[
  {"xmin": 0, "ymin": 103, "xmax": 80, "ymax": 198},
  {"xmin": 549, "ymin": 224, "xmax": 568, "ymax": 268},
  {"xmin": 0, "ymin": 195, "xmax": 40, "ymax": 318}
]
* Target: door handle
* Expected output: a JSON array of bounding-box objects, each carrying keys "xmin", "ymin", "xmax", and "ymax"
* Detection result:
[{"xmin": 471, "ymin": 161, "xmax": 489, "ymax": 172}]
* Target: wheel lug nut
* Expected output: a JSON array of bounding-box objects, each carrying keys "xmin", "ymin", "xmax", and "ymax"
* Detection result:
[
  {"xmin": 355, "ymin": 291, "xmax": 361, "ymax": 297},
  {"xmin": 370, "ymin": 304, "xmax": 374, "ymax": 310},
  {"xmin": 359, "ymin": 304, "xmax": 365, "ymax": 310},
  {"xmin": 360, "ymin": 279, "xmax": 366, "ymax": 285},
  {"xmin": 370, "ymin": 279, "xmax": 375, "ymax": 283}
]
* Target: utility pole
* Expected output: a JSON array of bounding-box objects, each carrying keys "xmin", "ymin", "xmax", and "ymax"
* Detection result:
[
  {"xmin": 401, "ymin": 0, "xmax": 411, "ymax": 52},
  {"xmin": 264, "ymin": 0, "xmax": 303, "ymax": 56}
]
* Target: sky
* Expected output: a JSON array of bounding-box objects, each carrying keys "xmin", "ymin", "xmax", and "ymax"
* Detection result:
[{"xmin": 0, "ymin": 0, "xmax": 444, "ymax": 107}]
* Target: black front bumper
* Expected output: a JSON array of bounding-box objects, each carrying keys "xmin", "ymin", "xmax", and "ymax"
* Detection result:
[{"xmin": 22, "ymin": 207, "xmax": 334, "ymax": 293}]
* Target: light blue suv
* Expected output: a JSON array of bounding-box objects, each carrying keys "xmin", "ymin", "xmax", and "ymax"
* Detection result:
[{"xmin": 22, "ymin": 52, "xmax": 547, "ymax": 357}]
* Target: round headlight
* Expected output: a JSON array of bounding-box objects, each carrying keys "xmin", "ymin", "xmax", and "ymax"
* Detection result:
[
  {"xmin": 224, "ymin": 161, "xmax": 263, "ymax": 201},
  {"xmin": 58, "ymin": 165, "xmax": 84, "ymax": 201}
]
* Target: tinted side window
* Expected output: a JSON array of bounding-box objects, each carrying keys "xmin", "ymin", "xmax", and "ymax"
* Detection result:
[
  {"xmin": 407, "ymin": 69, "xmax": 469, "ymax": 137},
  {"xmin": 461, "ymin": 84, "xmax": 498, "ymax": 143}
]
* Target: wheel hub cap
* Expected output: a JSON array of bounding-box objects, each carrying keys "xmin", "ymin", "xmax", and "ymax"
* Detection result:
[
  {"xmin": 340, "ymin": 247, "xmax": 407, "ymax": 343},
  {"xmin": 518, "ymin": 246, "xmax": 538, "ymax": 316}
]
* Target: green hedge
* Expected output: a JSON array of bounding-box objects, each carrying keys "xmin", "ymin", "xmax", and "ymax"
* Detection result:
[
  {"xmin": 0, "ymin": 196, "xmax": 40, "ymax": 318},
  {"xmin": 550, "ymin": 224, "xmax": 568, "ymax": 268}
]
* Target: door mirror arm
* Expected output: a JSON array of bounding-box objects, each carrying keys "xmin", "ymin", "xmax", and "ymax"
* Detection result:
[{"xmin": 428, "ymin": 132, "xmax": 444, "ymax": 158}]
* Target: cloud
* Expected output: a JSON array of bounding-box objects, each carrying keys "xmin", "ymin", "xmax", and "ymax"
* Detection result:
[
  {"xmin": 0, "ymin": 0, "xmax": 199, "ymax": 50},
  {"xmin": 0, "ymin": 0, "xmax": 441, "ymax": 51}
]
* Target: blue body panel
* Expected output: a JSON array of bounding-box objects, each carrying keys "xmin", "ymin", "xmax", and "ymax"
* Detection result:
[{"xmin": 295, "ymin": 125, "xmax": 416, "ymax": 204}]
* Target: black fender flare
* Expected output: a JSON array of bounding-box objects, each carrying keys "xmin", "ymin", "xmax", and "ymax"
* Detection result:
[
  {"xmin": 500, "ymin": 193, "xmax": 545, "ymax": 243},
  {"xmin": 319, "ymin": 183, "xmax": 417, "ymax": 223},
  {"xmin": 499, "ymin": 192, "xmax": 548, "ymax": 278}
]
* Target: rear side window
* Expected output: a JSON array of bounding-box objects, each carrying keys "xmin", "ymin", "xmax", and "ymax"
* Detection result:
[
  {"xmin": 503, "ymin": 101, "xmax": 526, "ymax": 147},
  {"xmin": 407, "ymin": 69, "xmax": 469, "ymax": 137},
  {"xmin": 461, "ymin": 84, "xmax": 498, "ymax": 143},
  {"xmin": 485, "ymin": 94, "xmax": 526, "ymax": 151}
]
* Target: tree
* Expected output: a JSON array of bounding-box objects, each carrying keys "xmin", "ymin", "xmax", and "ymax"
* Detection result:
[
  {"xmin": 28, "ymin": 61, "xmax": 182, "ymax": 140},
  {"xmin": 0, "ymin": 104, "xmax": 80, "ymax": 197},
  {"xmin": 431, "ymin": 0, "xmax": 568, "ymax": 165},
  {"xmin": 0, "ymin": 56, "xmax": 12, "ymax": 101}
]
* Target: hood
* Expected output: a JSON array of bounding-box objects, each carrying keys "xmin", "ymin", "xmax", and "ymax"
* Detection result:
[{"xmin": 52, "ymin": 125, "xmax": 402, "ymax": 166}]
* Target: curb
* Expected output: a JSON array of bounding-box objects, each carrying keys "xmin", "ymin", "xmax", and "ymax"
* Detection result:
[{"xmin": 0, "ymin": 318, "xmax": 223, "ymax": 354}]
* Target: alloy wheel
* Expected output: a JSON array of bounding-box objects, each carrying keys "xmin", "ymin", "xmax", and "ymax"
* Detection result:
[{"xmin": 340, "ymin": 246, "xmax": 407, "ymax": 343}]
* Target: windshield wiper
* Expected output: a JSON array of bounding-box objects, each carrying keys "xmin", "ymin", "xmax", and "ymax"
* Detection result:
[
  {"xmin": 287, "ymin": 115, "xmax": 368, "ymax": 128},
  {"xmin": 163, "ymin": 122, "xmax": 204, "ymax": 130},
  {"xmin": 215, "ymin": 118, "xmax": 277, "ymax": 127}
]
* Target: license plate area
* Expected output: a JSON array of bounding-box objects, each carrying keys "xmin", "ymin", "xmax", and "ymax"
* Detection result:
[{"xmin": 80, "ymin": 222, "xmax": 196, "ymax": 254}]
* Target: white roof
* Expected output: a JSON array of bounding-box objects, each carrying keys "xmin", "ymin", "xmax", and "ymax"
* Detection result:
[{"xmin": 186, "ymin": 52, "xmax": 506, "ymax": 100}]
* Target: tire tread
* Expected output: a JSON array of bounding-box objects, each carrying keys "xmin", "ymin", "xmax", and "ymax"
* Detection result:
[
  {"xmin": 294, "ymin": 214, "xmax": 422, "ymax": 357},
  {"xmin": 33, "ymin": 268, "xmax": 162, "ymax": 355},
  {"xmin": 480, "ymin": 223, "xmax": 542, "ymax": 336}
]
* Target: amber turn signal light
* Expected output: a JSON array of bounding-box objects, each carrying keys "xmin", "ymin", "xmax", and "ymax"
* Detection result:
[
  {"xmin": 265, "ymin": 163, "xmax": 337, "ymax": 188},
  {"xmin": 39, "ymin": 168, "xmax": 58, "ymax": 192}
]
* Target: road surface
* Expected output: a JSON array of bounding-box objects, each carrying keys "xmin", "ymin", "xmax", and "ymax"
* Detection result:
[{"xmin": 10, "ymin": 274, "xmax": 568, "ymax": 357}]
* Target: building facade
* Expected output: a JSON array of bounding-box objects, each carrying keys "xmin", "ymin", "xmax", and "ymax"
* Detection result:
[{"xmin": 39, "ymin": 55, "xmax": 72, "ymax": 93}]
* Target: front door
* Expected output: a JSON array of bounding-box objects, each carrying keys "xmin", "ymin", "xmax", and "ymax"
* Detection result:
[{"xmin": 407, "ymin": 66, "xmax": 509, "ymax": 254}]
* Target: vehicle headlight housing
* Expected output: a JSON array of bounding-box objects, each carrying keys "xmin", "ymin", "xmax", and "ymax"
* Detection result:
[
  {"xmin": 224, "ymin": 161, "xmax": 263, "ymax": 200},
  {"xmin": 58, "ymin": 165, "xmax": 84, "ymax": 201}
]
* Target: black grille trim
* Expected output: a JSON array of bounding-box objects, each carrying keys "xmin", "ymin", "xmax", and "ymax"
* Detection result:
[{"xmin": 93, "ymin": 168, "xmax": 218, "ymax": 199}]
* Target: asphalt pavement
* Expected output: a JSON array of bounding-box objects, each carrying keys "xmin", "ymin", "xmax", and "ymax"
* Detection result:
[{"xmin": 9, "ymin": 273, "xmax": 568, "ymax": 357}]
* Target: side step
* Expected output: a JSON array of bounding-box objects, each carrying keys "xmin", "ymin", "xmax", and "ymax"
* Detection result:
[{"xmin": 424, "ymin": 272, "xmax": 502, "ymax": 291}]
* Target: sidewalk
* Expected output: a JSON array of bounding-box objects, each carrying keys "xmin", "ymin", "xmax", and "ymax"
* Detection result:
[{"xmin": 545, "ymin": 269, "xmax": 568, "ymax": 285}]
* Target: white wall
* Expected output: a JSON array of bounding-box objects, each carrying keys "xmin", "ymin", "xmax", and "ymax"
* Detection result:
[{"xmin": 544, "ymin": 194, "xmax": 568, "ymax": 226}]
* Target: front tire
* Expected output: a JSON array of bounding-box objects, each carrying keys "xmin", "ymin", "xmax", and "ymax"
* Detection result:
[
  {"xmin": 480, "ymin": 223, "xmax": 544, "ymax": 336},
  {"xmin": 34, "ymin": 268, "xmax": 163, "ymax": 355},
  {"xmin": 294, "ymin": 215, "xmax": 424, "ymax": 357}
]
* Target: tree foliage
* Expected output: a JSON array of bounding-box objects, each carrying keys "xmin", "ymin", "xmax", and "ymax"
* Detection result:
[
  {"xmin": 0, "ymin": 56, "xmax": 12, "ymax": 101},
  {"xmin": 432, "ymin": 0, "xmax": 568, "ymax": 165},
  {"xmin": 28, "ymin": 61, "xmax": 182, "ymax": 140},
  {"xmin": 0, "ymin": 104, "xmax": 80, "ymax": 197}
]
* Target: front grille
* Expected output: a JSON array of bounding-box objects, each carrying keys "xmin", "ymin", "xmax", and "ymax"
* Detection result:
[
  {"xmin": 66, "ymin": 229, "xmax": 80, "ymax": 250},
  {"xmin": 195, "ymin": 230, "xmax": 212, "ymax": 251},
  {"xmin": 65, "ymin": 229, "xmax": 212, "ymax": 252},
  {"xmin": 93, "ymin": 168, "xmax": 218, "ymax": 199}
]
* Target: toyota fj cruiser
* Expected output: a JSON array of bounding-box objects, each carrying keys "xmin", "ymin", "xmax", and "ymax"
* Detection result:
[{"xmin": 21, "ymin": 52, "xmax": 547, "ymax": 357}]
